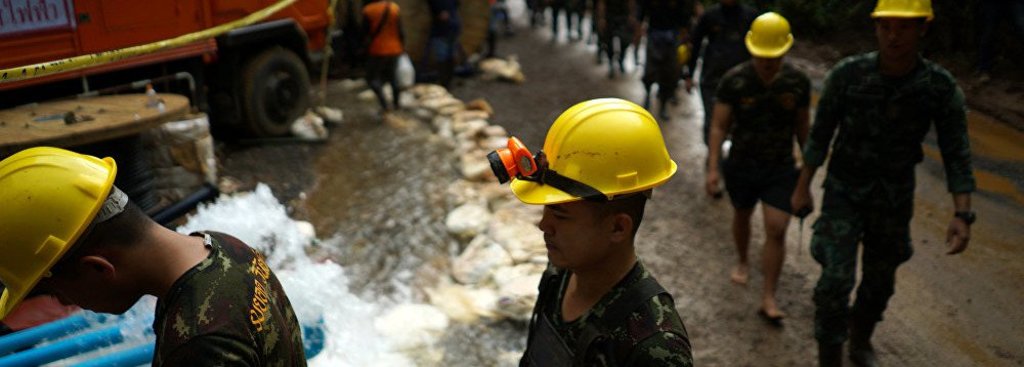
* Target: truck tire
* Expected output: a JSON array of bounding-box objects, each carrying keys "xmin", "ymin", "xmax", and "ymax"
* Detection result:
[{"xmin": 241, "ymin": 47, "xmax": 311, "ymax": 137}]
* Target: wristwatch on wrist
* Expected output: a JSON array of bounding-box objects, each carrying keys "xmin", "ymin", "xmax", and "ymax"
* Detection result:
[{"xmin": 954, "ymin": 211, "xmax": 976, "ymax": 225}]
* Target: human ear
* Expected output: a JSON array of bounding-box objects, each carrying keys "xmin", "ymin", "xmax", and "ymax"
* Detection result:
[
  {"xmin": 609, "ymin": 213, "xmax": 634, "ymax": 242},
  {"xmin": 79, "ymin": 256, "xmax": 117, "ymax": 280}
]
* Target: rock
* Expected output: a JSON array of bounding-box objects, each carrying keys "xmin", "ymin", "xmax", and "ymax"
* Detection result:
[
  {"xmin": 479, "ymin": 56, "xmax": 526, "ymax": 84},
  {"xmin": 479, "ymin": 183, "xmax": 514, "ymax": 209},
  {"xmin": 420, "ymin": 96, "xmax": 463, "ymax": 112},
  {"xmin": 492, "ymin": 263, "xmax": 546, "ymax": 288},
  {"xmin": 217, "ymin": 176, "xmax": 243, "ymax": 194},
  {"xmin": 335, "ymin": 79, "xmax": 367, "ymax": 92},
  {"xmin": 410, "ymin": 84, "xmax": 449, "ymax": 99},
  {"xmin": 438, "ymin": 104, "xmax": 466, "ymax": 117},
  {"xmin": 426, "ymin": 282, "xmax": 498, "ymax": 322},
  {"xmin": 357, "ymin": 89, "xmax": 377, "ymax": 102},
  {"xmin": 489, "ymin": 206, "xmax": 546, "ymax": 263},
  {"xmin": 453, "ymin": 119, "xmax": 489, "ymax": 136},
  {"xmin": 446, "ymin": 179, "xmax": 482, "ymax": 207},
  {"xmin": 374, "ymin": 303, "xmax": 449, "ymax": 350},
  {"xmin": 291, "ymin": 111, "xmax": 328, "ymax": 140},
  {"xmin": 432, "ymin": 116, "xmax": 454, "ymax": 139},
  {"xmin": 445, "ymin": 202, "xmax": 491, "ymax": 239},
  {"xmin": 453, "ymin": 110, "xmax": 492, "ymax": 124},
  {"xmin": 452, "ymin": 235, "xmax": 514, "ymax": 285},
  {"xmin": 478, "ymin": 136, "xmax": 508, "ymax": 151},
  {"xmin": 460, "ymin": 152, "xmax": 496, "ymax": 182},
  {"xmin": 483, "ymin": 125, "xmax": 507, "ymax": 138},
  {"xmin": 494, "ymin": 271, "xmax": 543, "ymax": 321},
  {"xmin": 465, "ymin": 99, "xmax": 494, "ymax": 116}
]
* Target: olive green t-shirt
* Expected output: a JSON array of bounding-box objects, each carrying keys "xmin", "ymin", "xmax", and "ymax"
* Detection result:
[{"xmin": 152, "ymin": 232, "xmax": 306, "ymax": 367}]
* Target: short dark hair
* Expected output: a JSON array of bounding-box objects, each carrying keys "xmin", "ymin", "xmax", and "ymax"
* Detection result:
[
  {"xmin": 49, "ymin": 201, "xmax": 150, "ymax": 275},
  {"xmin": 592, "ymin": 192, "xmax": 648, "ymax": 236}
]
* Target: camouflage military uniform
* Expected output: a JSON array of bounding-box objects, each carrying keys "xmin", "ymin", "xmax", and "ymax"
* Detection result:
[
  {"xmin": 152, "ymin": 232, "xmax": 306, "ymax": 367},
  {"xmin": 715, "ymin": 61, "xmax": 810, "ymax": 212},
  {"xmin": 521, "ymin": 260, "xmax": 693, "ymax": 366},
  {"xmin": 802, "ymin": 52, "xmax": 975, "ymax": 346}
]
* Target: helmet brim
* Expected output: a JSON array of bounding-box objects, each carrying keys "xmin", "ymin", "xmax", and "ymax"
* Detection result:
[{"xmin": 746, "ymin": 33, "xmax": 794, "ymax": 58}]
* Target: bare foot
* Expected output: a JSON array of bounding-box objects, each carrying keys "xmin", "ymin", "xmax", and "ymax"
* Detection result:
[
  {"xmin": 761, "ymin": 298, "xmax": 786, "ymax": 320},
  {"xmin": 730, "ymin": 264, "xmax": 749, "ymax": 285}
]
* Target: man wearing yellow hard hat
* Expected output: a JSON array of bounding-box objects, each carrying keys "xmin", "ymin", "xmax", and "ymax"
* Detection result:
[
  {"xmin": 0, "ymin": 147, "xmax": 307, "ymax": 366},
  {"xmin": 706, "ymin": 12, "xmax": 811, "ymax": 327},
  {"xmin": 487, "ymin": 99, "xmax": 693, "ymax": 366},
  {"xmin": 789, "ymin": 1, "xmax": 975, "ymax": 366}
]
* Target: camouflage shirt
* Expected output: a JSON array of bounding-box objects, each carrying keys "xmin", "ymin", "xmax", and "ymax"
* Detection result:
[
  {"xmin": 716, "ymin": 61, "xmax": 811, "ymax": 165},
  {"xmin": 152, "ymin": 232, "xmax": 306, "ymax": 367},
  {"xmin": 803, "ymin": 52, "xmax": 975, "ymax": 196},
  {"xmin": 531, "ymin": 260, "xmax": 693, "ymax": 366}
]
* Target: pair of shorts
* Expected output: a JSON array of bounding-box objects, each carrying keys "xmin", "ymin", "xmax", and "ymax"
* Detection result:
[{"xmin": 723, "ymin": 160, "xmax": 798, "ymax": 213}]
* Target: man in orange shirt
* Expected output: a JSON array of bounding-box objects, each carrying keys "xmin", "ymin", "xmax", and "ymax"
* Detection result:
[{"xmin": 362, "ymin": 0, "xmax": 405, "ymax": 115}]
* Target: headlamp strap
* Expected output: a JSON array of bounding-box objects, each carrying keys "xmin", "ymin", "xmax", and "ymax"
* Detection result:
[{"xmin": 523, "ymin": 168, "xmax": 608, "ymax": 202}]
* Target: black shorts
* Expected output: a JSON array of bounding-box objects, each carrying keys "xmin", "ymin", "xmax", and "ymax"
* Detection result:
[{"xmin": 723, "ymin": 159, "xmax": 798, "ymax": 213}]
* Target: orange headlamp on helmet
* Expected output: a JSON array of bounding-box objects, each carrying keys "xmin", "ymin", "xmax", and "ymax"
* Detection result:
[{"xmin": 487, "ymin": 137, "xmax": 609, "ymax": 201}]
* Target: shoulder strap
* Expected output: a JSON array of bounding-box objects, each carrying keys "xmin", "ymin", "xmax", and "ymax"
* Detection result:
[
  {"xmin": 368, "ymin": 2, "xmax": 392, "ymax": 42},
  {"xmin": 522, "ymin": 267, "xmax": 566, "ymax": 366},
  {"xmin": 572, "ymin": 277, "xmax": 669, "ymax": 366}
]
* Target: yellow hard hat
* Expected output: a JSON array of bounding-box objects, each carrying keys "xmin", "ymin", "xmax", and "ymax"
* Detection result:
[
  {"xmin": 0, "ymin": 147, "xmax": 117, "ymax": 319},
  {"xmin": 510, "ymin": 98, "xmax": 677, "ymax": 205},
  {"xmin": 871, "ymin": 0, "xmax": 933, "ymax": 21},
  {"xmin": 677, "ymin": 44, "xmax": 691, "ymax": 67},
  {"xmin": 745, "ymin": 12, "xmax": 794, "ymax": 58}
]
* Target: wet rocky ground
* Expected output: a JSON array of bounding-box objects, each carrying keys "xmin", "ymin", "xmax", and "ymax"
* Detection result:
[{"xmin": 216, "ymin": 5, "xmax": 1024, "ymax": 366}]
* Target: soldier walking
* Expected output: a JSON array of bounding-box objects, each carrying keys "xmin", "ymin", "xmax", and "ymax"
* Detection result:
[
  {"xmin": 706, "ymin": 12, "xmax": 810, "ymax": 325},
  {"xmin": 790, "ymin": 1, "xmax": 976, "ymax": 365},
  {"xmin": 685, "ymin": 0, "xmax": 757, "ymax": 148}
]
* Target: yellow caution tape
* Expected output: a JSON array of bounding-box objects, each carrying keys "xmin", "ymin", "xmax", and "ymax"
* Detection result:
[{"xmin": 0, "ymin": 0, "xmax": 298, "ymax": 84}]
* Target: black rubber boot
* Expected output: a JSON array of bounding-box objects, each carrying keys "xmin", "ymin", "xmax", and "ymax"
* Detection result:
[
  {"xmin": 819, "ymin": 343, "xmax": 843, "ymax": 367},
  {"xmin": 849, "ymin": 319, "xmax": 879, "ymax": 367}
]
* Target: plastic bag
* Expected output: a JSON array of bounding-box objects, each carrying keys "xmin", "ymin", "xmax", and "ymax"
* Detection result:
[{"xmin": 397, "ymin": 53, "xmax": 414, "ymax": 89}]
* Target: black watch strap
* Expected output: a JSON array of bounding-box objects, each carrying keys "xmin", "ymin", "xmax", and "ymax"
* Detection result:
[{"xmin": 954, "ymin": 211, "xmax": 976, "ymax": 225}]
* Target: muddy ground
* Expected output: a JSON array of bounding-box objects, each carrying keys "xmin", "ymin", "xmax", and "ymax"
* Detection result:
[{"xmin": 216, "ymin": 6, "xmax": 1024, "ymax": 367}]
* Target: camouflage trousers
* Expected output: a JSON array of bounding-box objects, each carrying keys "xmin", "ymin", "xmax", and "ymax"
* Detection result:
[{"xmin": 810, "ymin": 180, "xmax": 915, "ymax": 345}]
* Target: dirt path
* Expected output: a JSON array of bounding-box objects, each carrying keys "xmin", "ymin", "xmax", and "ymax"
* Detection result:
[{"xmin": 453, "ymin": 7, "xmax": 1024, "ymax": 366}]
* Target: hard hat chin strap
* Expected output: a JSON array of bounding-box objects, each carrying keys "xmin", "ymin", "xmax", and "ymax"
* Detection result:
[{"xmin": 520, "ymin": 152, "xmax": 608, "ymax": 202}]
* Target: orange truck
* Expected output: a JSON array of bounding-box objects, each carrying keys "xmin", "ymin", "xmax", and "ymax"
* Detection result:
[{"xmin": 0, "ymin": 0, "xmax": 335, "ymax": 137}]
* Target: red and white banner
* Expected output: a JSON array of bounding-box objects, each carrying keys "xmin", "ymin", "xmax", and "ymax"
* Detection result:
[{"xmin": 0, "ymin": 0, "xmax": 74, "ymax": 37}]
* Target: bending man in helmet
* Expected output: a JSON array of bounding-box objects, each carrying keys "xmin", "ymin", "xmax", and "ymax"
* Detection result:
[
  {"xmin": 789, "ymin": 1, "xmax": 975, "ymax": 366},
  {"xmin": 488, "ymin": 99, "xmax": 692, "ymax": 366},
  {"xmin": 0, "ymin": 147, "xmax": 307, "ymax": 366},
  {"xmin": 706, "ymin": 12, "xmax": 810, "ymax": 325}
]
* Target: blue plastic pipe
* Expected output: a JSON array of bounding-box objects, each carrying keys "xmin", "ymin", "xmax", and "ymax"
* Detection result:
[
  {"xmin": 0, "ymin": 325, "xmax": 123, "ymax": 367},
  {"xmin": 2, "ymin": 314, "xmax": 326, "ymax": 365},
  {"xmin": 72, "ymin": 343, "xmax": 155, "ymax": 367},
  {"xmin": 0, "ymin": 314, "xmax": 92, "ymax": 356}
]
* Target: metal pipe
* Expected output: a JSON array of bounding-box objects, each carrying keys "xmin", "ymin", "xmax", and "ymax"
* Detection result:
[
  {"xmin": 0, "ymin": 325, "xmax": 123, "ymax": 367},
  {"xmin": 0, "ymin": 314, "xmax": 91, "ymax": 356},
  {"xmin": 78, "ymin": 71, "xmax": 198, "ymax": 102},
  {"xmin": 72, "ymin": 343, "xmax": 154, "ymax": 367}
]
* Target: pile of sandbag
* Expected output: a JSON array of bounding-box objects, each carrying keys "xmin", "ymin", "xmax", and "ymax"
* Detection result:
[{"xmin": 398, "ymin": 84, "xmax": 545, "ymax": 323}]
